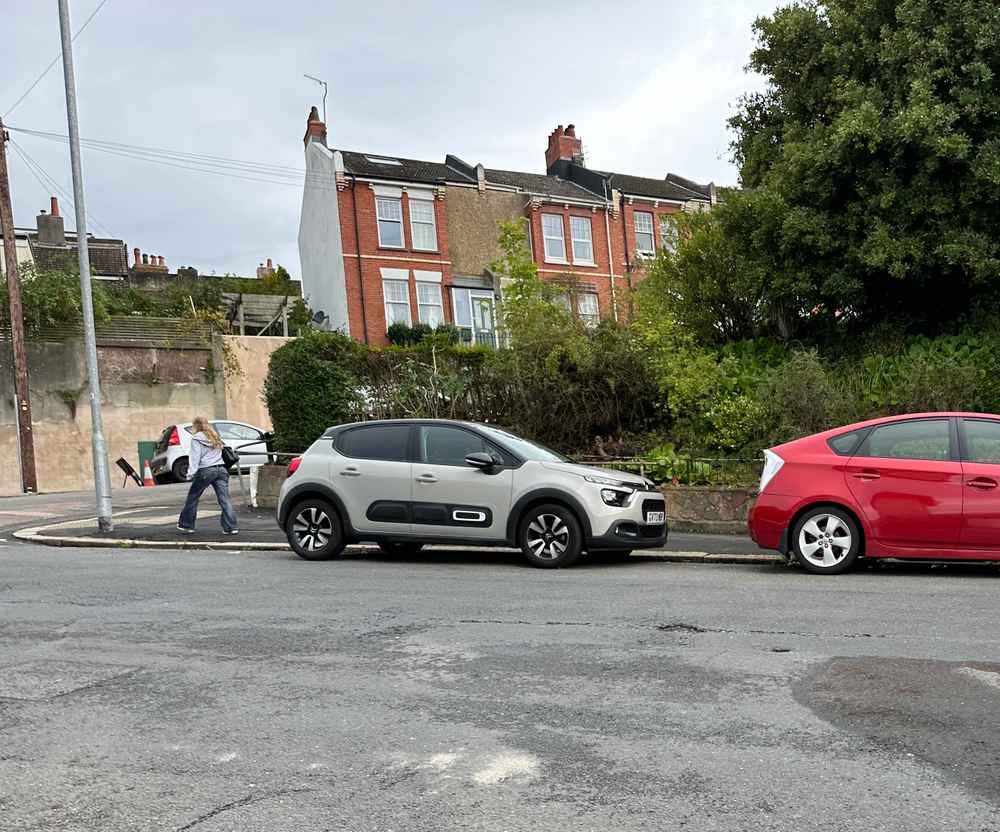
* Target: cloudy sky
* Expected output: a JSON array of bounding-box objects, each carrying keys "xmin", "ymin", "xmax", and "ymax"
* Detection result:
[{"xmin": 2, "ymin": 0, "xmax": 779, "ymax": 279}]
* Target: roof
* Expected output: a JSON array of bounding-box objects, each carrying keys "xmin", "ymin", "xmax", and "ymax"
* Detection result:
[
  {"xmin": 484, "ymin": 168, "xmax": 601, "ymax": 201},
  {"xmin": 340, "ymin": 151, "xmax": 453, "ymax": 184},
  {"xmin": 595, "ymin": 170, "xmax": 711, "ymax": 203},
  {"xmin": 28, "ymin": 235, "xmax": 129, "ymax": 277}
]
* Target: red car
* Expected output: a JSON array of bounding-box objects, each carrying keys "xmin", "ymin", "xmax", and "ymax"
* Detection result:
[{"xmin": 748, "ymin": 412, "xmax": 1000, "ymax": 574}]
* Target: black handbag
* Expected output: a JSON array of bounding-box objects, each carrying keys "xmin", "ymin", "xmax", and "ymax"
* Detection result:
[{"xmin": 221, "ymin": 445, "xmax": 239, "ymax": 469}]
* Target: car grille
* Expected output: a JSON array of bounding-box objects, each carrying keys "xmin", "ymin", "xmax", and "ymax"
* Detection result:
[{"xmin": 642, "ymin": 498, "xmax": 665, "ymax": 514}]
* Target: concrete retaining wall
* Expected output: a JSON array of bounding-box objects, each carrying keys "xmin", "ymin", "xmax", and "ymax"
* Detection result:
[{"xmin": 662, "ymin": 486, "xmax": 755, "ymax": 535}]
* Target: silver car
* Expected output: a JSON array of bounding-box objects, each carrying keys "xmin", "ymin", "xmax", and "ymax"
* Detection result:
[
  {"xmin": 151, "ymin": 420, "xmax": 271, "ymax": 483},
  {"xmin": 276, "ymin": 419, "xmax": 668, "ymax": 568}
]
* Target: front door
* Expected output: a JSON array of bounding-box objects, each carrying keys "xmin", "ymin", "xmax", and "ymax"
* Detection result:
[
  {"xmin": 412, "ymin": 424, "xmax": 512, "ymax": 541},
  {"xmin": 959, "ymin": 418, "xmax": 1000, "ymax": 549},
  {"xmin": 334, "ymin": 424, "xmax": 413, "ymax": 536},
  {"xmin": 844, "ymin": 417, "xmax": 963, "ymax": 550}
]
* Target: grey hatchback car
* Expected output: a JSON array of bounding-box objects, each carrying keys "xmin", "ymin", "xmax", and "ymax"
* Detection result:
[{"xmin": 276, "ymin": 419, "xmax": 667, "ymax": 568}]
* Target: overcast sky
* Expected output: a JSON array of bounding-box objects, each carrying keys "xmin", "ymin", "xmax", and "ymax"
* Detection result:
[{"xmin": 2, "ymin": 0, "xmax": 779, "ymax": 279}]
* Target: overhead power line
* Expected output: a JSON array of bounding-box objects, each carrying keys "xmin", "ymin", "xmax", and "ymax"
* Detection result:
[
  {"xmin": 9, "ymin": 138, "xmax": 114, "ymax": 238},
  {"xmin": 3, "ymin": 0, "xmax": 112, "ymax": 119}
]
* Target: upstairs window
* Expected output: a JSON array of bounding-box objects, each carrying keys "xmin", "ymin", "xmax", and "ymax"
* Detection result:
[
  {"xmin": 570, "ymin": 216, "xmax": 594, "ymax": 264},
  {"xmin": 634, "ymin": 211, "xmax": 654, "ymax": 255},
  {"xmin": 542, "ymin": 214, "xmax": 567, "ymax": 262},
  {"xmin": 660, "ymin": 215, "xmax": 679, "ymax": 253},
  {"xmin": 409, "ymin": 198, "xmax": 437, "ymax": 251},
  {"xmin": 376, "ymin": 197, "xmax": 404, "ymax": 248}
]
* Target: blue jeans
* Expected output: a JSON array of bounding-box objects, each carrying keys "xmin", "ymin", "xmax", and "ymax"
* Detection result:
[{"xmin": 179, "ymin": 465, "xmax": 238, "ymax": 532}]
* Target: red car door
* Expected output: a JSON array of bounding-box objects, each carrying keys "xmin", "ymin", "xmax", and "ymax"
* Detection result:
[
  {"xmin": 959, "ymin": 418, "xmax": 1000, "ymax": 549},
  {"xmin": 844, "ymin": 417, "xmax": 963, "ymax": 549}
]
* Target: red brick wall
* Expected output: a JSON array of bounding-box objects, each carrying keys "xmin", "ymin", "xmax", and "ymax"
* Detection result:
[{"xmin": 339, "ymin": 183, "xmax": 452, "ymax": 345}]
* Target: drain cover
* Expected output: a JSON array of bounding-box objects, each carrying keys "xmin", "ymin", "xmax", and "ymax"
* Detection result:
[{"xmin": 0, "ymin": 660, "xmax": 138, "ymax": 701}]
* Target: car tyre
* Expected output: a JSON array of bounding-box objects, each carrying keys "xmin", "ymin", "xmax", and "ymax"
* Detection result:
[
  {"xmin": 378, "ymin": 541, "xmax": 425, "ymax": 556},
  {"xmin": 519, "ymin": 503, "xmax": 583, "ymax": 568},
  {"xmin": 286, "ymin": 499, "xmax": 346, "ymax": 561},
  {"xmin": 792, "ymin": 507, "xmax": 860, "ymax": 575},
  {"xmin": 171, "ymin": 457, "xmax": 189, "ymax": 483}
]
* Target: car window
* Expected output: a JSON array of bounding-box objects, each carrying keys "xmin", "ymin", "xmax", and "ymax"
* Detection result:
[
  {"xmin": 476, "ymin": 425, "xmax": 567, "ymax": 462},
  {"xmin": 217, "ymin": 423, "xmax": 260, "ymax": 441},
  {"xmin": 420, "ymin": 425, "xmax": 494, "ymax": 466},
  {"xmin": 858, "ymin": 419, "xmax": 951, "ymax": 461},
  {"xmin": 828, "ymin": 429, "xmax": 865, "ymax": 456},
  {"xmin": 338, "ymin": 425, "xmax": 411, "ymax": 461},
  {"xmin": 963, "ymin": 419, "xmax": 1000, "ymax": 463}
]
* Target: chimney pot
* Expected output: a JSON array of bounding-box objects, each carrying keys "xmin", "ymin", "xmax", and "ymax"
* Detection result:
[
  {"xmin": 266, "ymin": 257, "xmax": 273, "ymax": 269},
  {"xmin": 158, "ymin": 255, "xmax": 165, "ymax": 267},
  {"xmin": 133, "ymin": 247, "xmax": 141, "ymax": 265},
  {"xmin": 50, "ymin": 196, "xmax": 60, "ymax": 217},
  {"xmin": 303, "ymin": 105, "xmax": 328, "ymax": 148},
  {"xmin": 142, "ymin": 254, "xmax": 149, "ymax": 265}
]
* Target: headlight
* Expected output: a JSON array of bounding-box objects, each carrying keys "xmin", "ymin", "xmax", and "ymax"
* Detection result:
[{"xmin": 600, "ymin": 488, "xmax": 630, "ymax": 507}]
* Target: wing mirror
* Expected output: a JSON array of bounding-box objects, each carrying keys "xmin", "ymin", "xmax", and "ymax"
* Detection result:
[{"xmin": 465, "ymin": 452, "xmax": 500, "ymax": 471}]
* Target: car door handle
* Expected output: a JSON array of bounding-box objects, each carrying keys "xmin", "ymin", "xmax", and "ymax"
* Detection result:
[
  {"xmin": 967, "ymin": 477, "xmax": 998, "ymax": 490},
  {"xmin": 340, "ymin": 467, "xmax": 361, "ymax": 477},
  {"xmin": 852, "ymin": 470, "xmax": 880, "ymax": 481},
  {"xmin": 415, "ymin": 474, "xmax": 438, "ymax": 484}
]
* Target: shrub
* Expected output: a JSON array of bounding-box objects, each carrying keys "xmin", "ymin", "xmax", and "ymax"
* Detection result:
[{"xmin": 262, "ymin": 331, "xmax": 363, "ymax": 452}]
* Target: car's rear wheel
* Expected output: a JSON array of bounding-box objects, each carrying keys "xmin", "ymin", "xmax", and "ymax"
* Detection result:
[
  {"xmin": 171, "ymin": 457, "xmax": 189, "ymax": 483},
  {"xmin": 519, "ymin": 504, "xmax": 583, "ymax": 568},
  {"xmin": 792, "ymin": 507, "xmax": 860, "ymax": 575},
  {"xmin": 378, "ymin": 541, "xmax": 425, "ymax": 556},
  {"xmin": 286, "ymin": 499, "xmax": 346, "ymax": 561}
]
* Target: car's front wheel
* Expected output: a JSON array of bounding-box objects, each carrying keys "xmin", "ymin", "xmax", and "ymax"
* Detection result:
[
  {"xmin": 792, "ymin": 507, "xmax": 860, "ymax": 575},
  {"xmin": 286, "ymin": 499, "xmax": 346, "ymax": 561},
  {"xmin": 519, "ymin": 504, "xmax": 583, "ymax": 568}
]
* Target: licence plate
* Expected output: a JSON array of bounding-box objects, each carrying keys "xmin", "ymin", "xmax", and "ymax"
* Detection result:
[{"xmin": 645, "ymin": 511, "xmax": 665, "ymax": 525}]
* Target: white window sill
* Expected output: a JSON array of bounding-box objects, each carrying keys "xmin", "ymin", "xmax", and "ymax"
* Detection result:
[{"xmin": 544, "ymin": 257, "xmax": 570, "ymax": 265}]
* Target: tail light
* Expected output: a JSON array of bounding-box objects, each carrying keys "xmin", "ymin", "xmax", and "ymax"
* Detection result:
[
  {"xmin": 287, "ymin": 457, "xmax": 302, "ymax": 476},
  {"xmin": 167, "ymin": 426, "xmax": 180, "ymax": 446},
  {"xmin": 759, "ymin": 449, "xmax": 784, "ymax": 493}
]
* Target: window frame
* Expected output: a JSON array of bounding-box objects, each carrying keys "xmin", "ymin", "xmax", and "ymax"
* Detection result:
[
  {"xmin": 958, "ymin": 417, "xmax": 1000, "ymax": 464},
  {"xmin": 569, "ymin": 216, "xmax": 595, "ymax": 265},
  {"xmin": 382, "ymin": 277, "xmax": 412, "ymax": 327},
  {"xmin": 660, "ymin": 214, "xmax": 679, "ymax": 253},
  {"xmin": 416, "ymin": 280, "xmax": 443, "ymax": 326},
  {"xmin": 408, "ymin": 196, "xmax": 438, "ymax": 252},
  {"xmin": 336, "ymin": 424, "xmax": 415, "ymax": 462},
  {"xmin": 633, "ymin": 210, "xmax": 655, "ymax": 256},
  {"xmin": 577, "ymin": 292, "xmax": 599, "ymax": 328},
  {"xmin": 854, "ymin": 417, "xmax": 958, "ymax": 462},
  {"xmin": 417, "ymin": 424, "xmax": 507, "ymax": 468},
  {"xmin": 375, "ymin": 196, "xmax": 405, "ymax": 249},
  {"xmin": 541, "ymin": 213, "xmax": 568, "ymax": 263}
]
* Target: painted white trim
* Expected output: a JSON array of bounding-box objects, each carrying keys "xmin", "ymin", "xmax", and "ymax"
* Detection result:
[
  {"xmin": 413, "ymin": 269, "xmax": 442, "ymax": 283},
  {"xmin": 379, "ymin": 267, "xmax": 409, "ymax": 281},
  {"xmin": 373, "ymin": 184, "xmax": 403, "ymax": 198},
  {"xmin": 408, "ymin": 188, "xmax": 434, "ymax": 201},
  {"xmin": 538, "ymin": 267, "xmax": 614, "ymax": 278},
  {"xmin": 622, "ymin": 193, "xmax": 688, "ymax": 206},
  {"xmin": 344, "ymin": 253, "xmax": 452, "ymax": 265}
]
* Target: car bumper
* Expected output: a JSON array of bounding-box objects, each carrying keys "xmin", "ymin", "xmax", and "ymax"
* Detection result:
[
  {"xmin": 587, "ymin": 520, "xmax": 668, "ymax": 551},
  {"xmin": 747, "ymin": 493, "xmax": 798, "ymax": 552}
]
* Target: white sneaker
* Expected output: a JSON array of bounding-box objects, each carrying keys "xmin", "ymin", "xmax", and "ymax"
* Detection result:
[
  {"xmin": 177, "ymin": 524, "xmax": 195, "ymax": 534},
  {"xmin": 223, "ymin": 529, "xmax": 239, "ymax": 535}
]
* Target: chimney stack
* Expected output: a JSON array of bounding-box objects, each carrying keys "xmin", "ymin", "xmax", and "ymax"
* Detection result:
[
  {"xmin": 257, "ymin": 258, "xmax": 276, "ymax": 279},
  {"xmin": 545, "ymin": 123, "xmax": 584, "ymax": 173},
  {"xmin": 303, "ymin": 105, "xmax": 327, "ymax": 147},
  {"xmin": 50, "ymin": 196, "xmax": 60, "ymax": 217},
  {"xmin": 36, "ymin": 199, "xmax": 66, "ymax": 246}
]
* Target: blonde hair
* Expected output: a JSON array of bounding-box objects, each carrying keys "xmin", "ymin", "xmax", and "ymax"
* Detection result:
[{"xmin": 192, "ymin": 416, "xmax": 223, "ymax": 449}]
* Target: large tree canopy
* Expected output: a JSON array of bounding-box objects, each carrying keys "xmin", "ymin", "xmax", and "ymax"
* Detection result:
[{"xmin": 728, "ymin": 0, "xmax": 1000, "ymax": 330}]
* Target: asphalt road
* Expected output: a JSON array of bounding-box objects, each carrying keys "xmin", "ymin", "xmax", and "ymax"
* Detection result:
[{"xmin": 2, "ymin": 539, "xmax": 1000, "ymax": 831}]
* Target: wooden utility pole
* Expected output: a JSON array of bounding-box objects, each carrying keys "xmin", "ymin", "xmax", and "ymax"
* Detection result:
[{"xmin": 0, "ymin": 118, "xmax": 38, "ymax": 493}]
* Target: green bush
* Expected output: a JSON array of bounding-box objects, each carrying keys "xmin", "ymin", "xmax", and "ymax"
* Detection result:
[{"xmin": 262, "ymin": 331, "xmax": 363, "ymax": 452}]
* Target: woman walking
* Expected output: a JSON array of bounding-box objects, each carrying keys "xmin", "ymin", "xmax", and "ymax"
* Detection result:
[{"xmin": 177, "ymin": 416, "xmax": 239, "ymax": 535}]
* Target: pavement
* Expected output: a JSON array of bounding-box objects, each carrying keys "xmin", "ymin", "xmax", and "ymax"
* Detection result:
[
  {"xmin": 2, "ymin": 536, "xmax": 1000, "ymax": 830},
  {"xmin": 7, "ymin": 482, "xmax": 778, "ymax": 563}
]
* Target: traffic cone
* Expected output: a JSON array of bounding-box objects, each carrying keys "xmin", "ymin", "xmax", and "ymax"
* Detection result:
[{"xmin": 142, "ymin": 460, "xmax": 155, "ymax": 487}]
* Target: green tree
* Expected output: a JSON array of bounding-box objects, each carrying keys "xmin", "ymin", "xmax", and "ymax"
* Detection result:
[
  {"xmin": 728, "ymin": 0, "xmax": 1000, "ymax": 330},
  {"xmin": 0, "ymin": 262, "xmax": 109, "ymax": 335}
]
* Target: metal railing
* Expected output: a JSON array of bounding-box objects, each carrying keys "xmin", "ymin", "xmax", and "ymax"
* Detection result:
[{"xmin": 574, "ymin": 456, "xmax": 763, "ymax": 488}]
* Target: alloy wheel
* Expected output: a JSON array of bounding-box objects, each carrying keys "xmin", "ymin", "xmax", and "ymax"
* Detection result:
[
  {"xmin": 292, "ymin": 506, "xmax": 334, "ymax": 553},
  {"xmin": 798, "ymin": 513, "xmax": 852, "ymax": 568},
  {"xmin": 525, "ymin": 513, "xmax": 570, "ymax": 560}
]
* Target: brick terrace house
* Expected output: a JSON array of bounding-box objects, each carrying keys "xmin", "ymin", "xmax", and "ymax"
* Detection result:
[{"xmin": 298, "ymin": 108, "xmax": 716, "ymax": 346}]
